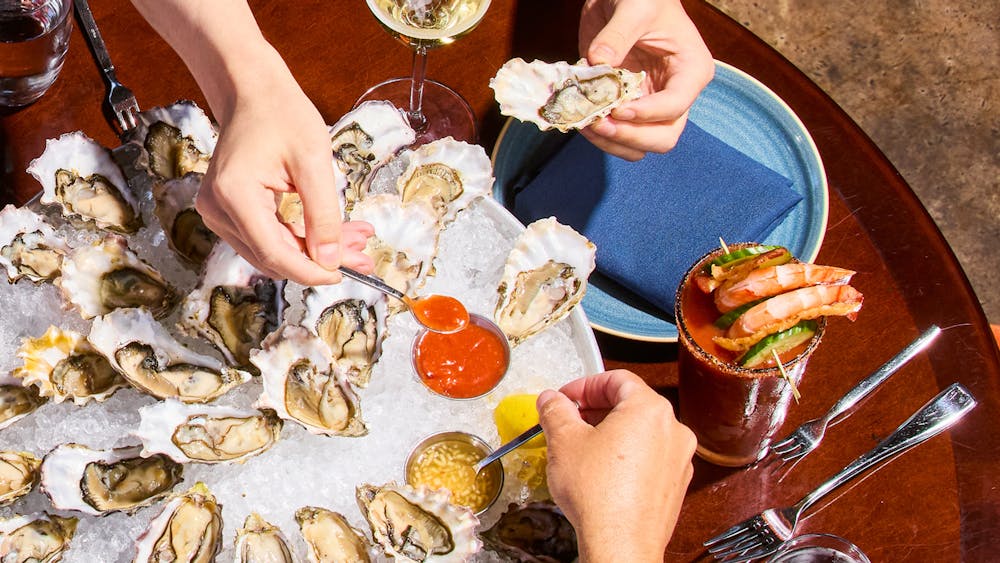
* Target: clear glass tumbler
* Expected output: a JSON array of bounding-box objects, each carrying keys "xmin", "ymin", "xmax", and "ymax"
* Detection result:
[
  {"xmin": 0, "ymin": 0, "xmax": 73, "ymax": 107},
  {"xmin": 769, "ymin": 534, "xmax": 871, "ymax": 563}
]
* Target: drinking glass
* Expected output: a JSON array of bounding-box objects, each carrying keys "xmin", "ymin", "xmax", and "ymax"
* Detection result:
[
  {"xmin": 360, "ymin": 0, "xmax": 491, "ymax": 145},
  {"xmin": 770, "ymin": 534, "xmax": 871, "ymax": 563},
  {"xmin": 0, "ymin": 0, "xmax": 73, "ymax": 107}
]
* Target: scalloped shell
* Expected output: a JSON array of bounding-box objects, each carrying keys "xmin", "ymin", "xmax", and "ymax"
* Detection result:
[
  {"xmin": 0, "ymin": 375, "xmax": 46, "ymax": 431},
  {"xmin": 0, "ymin": 204, "xmax": 69, "ymax": 283},
  {"xmin": 133, "ymin": 482, "xmax": 223, "ymax": 563},
  {"xmin": 396, "ymin": 137, "xmax": 493, "ymax": 225},
  {"xmin": 14, "ymin": 326, "xmax": 127, "ymax": 405},
  {"xmin": 490, "ymin": 58, "xmax": 645, "ymax": 132},
  {"xmin": 153, "ymin": 173, "xmax": 217, "ymax": 265},
  {"xmin": 234, "ymin": 512, "xmax": 295, "ymax": 563},
  {"xmin": 135, "ymin": 100, "xmax": 218, "ymax": 175},
  {"xmin": 0, "ymin": 450, "xmax": 41, "ymax": 506},
  {"xmin": 0, "ymin": 512, "xmax": 77, "ymax": 560}
]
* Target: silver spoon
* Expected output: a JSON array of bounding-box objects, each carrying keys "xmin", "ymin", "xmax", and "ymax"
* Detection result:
[
  {"xmin": 474, "ymin": 423, "xmax": 544, "ymax": 474},
  {"xmin": 338, "ymin": 266, "xmax": 468, "ymax": 334}
]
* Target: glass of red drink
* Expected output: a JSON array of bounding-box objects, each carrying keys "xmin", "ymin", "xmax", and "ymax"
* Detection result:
[{"xmin": 675, "ymin": 245, "xmax": 826, "ymax": 467}]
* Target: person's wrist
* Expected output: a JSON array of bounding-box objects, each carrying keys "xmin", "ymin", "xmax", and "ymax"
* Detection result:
[{"xmin": 575, "ymin": 516, "xmax": 666, "ymax": 562}]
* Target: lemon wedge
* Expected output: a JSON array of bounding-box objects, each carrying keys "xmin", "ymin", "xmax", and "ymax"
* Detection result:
[{"xmin": 494, "ymin": 393, "xmax": 547, "ymax": 449}]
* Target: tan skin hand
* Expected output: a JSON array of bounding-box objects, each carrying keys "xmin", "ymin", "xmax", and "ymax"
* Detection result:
[
  {"xmin": 537, "ymin": 370, "xmax": 696, "ymax": 563},
  {"xmin": 579, "ymin": 0, "xmax": 715, "ymax": 161}
]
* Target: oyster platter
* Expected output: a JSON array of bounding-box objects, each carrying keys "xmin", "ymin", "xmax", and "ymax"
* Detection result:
[{"xmin": 0, "ymin": 93, "xmax": 608, "ymax": 562}]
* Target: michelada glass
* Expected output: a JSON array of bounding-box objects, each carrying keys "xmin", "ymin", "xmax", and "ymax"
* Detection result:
[{"xmin": 675, "ymin": 244, "xmax": 825, "ymax": 467}]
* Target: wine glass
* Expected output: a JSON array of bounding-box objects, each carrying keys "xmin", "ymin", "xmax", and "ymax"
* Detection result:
[{"xmin": 359, "ymin": 0, "xmax": 491, "ymax": 145}]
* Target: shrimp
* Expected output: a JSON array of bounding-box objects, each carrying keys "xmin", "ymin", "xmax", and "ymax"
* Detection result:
[
  {"xmin": 714, "ymin": 264, "xmax": 856, "ymax": 312},
  {"xmin": 714, "ymin": 285, "xmax": 863, "ymax": 351}
]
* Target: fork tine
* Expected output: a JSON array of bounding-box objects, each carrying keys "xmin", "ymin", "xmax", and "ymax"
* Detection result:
[
  {"xmin": 721, "ymin": 544, "xmax": 778, "ymax": 563},
  {"xmin": 704, "ymin": 521, "xmax": 753, "ymax": 548},
  {"xmin": 706, "ymin": 528, "xmax": 759, "ymax": 553},
  {"xmin": 770, "ymin": 440, "xmax": 803, "ymax": 457},
  {"xmin": 769, "ymin": 436, "xmax": 798, "ymax": 451},
  {"xmin": 712, "ymin": 535, "xmax": 765, "ymax": 559}
]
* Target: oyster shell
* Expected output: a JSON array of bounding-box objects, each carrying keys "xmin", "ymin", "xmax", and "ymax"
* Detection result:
[
  {"xmin": 356, "ymin": 482, "xmax": 480, "ymax": 563},
  {"xmin": 490, "ymin": 58, "xmax": 645, "ymax": 132},
  {"xmin": 58, "ymin": 234, "xmax": 176, "ymax": 320},
  {"xmin": 153, "ymin": 174, "xmax": 217, "ymax": 265},
  {"xmin": 0, "ymin": 451, "xmax": 41, "ymax": 507},
  {"xmin": 495, "ymin": 218, "xmax": 595, "ymax": 345},
  {"xmin": 480, "ymin": 501, "xmax": 577, "ymax": 563},
  {"xmin": 295, "ymin": 506, "xmax": 372, "ymax": 563},
  {"xmin": 0, "ymin": 375, "xmax": 46, "ymax": 431},
  {"xmin": 0, "ymin": 205, "xmax": 69, "ymax": 283},
  {"xmin": 133, "ymin": 482, "xmax": 224, "ymax": 563},
  {"xmin": 136, "ymin": 101, "xmax": 218, "ymax": 180},
  {"xmin": 234, "ymin": 512, "xmax": 295, "ymax": 563},
  {"xmin": 89, "ymin": 307, "xmax": 251, "ymax": 403},
  {"xmin": 39, "ymin": 443, "xmax": 183, "ymax": 516},
  {"xmin": 26, "ymin": 131, "xmax": 142, "ymax": 233},
  {"xmin": 14, "ymin": 326, "xmax": 127, "ymax": 405},
  {"xmin": 251, "ymin": 324, "xmax": 367, "ymax": 437},
  {"xmin": 179, "ymin": 241, "xmax": 283, "ymax": 371},
  {"xmin": 395, "ymin": 138, "xmax": 493, "ymax": 224},
  {"xmin": 300, "ymin": 278, "xmax": 388, "ymax": 387},
  {"xmin": 0, "ymin": 512, "xmax": 77, "ymax": 562},
  {"xmin": 134, "ymin": 399, "xmax": 282, "ymax": 464}
]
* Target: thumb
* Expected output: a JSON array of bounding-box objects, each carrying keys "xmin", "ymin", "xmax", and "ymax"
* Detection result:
[
  {"xmin": 294, "ymin": 154, "xmax": 344, "ymax": 270},
  {"xmin": 587, "ymin": 6, "xmax": 647, "ymax": 66},
  {"xmin": 537, "ymin": 390, "xmax": 586, "ymax": 442}
]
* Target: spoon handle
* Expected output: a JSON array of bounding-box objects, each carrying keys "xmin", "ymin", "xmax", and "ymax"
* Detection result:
[
  {"xmin": 474, "ymin": 423, "xmax": 544, "ymax": 473},
  {"xmin": 338, "ymin": 266, "xmax": 406, "ymax": 301}
]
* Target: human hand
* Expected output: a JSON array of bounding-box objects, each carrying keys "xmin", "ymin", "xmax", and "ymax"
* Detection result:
[
  {"xmin": 537, "ymin": 370, "xmax": 696, "ymax": 562},
  {"xmin": 579, "ymin": 0, "xmax": 715, "ymax": 160}
]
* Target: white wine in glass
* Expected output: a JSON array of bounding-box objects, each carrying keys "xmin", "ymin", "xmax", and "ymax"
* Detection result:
[{"xmin": 359, "ymin": 0, "xmax": 491, "ymax": 145}]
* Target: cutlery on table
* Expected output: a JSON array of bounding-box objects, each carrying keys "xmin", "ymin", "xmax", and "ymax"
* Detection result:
[
  {"xmin": 704, "ymin": 382, "xmax": 977, "ymax": 562},
  {"xmin": 769, "ymin": 325, "xmax": 942, "ymax": 464},
  {"xmin": 473, "ymin": 423, "xmax": 544, "ymax": 475}
]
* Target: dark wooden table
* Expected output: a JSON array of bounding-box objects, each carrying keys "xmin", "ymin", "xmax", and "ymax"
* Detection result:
[{"xmin": 3, "ymin": 1, "xmax": 998, "ymax": 561}]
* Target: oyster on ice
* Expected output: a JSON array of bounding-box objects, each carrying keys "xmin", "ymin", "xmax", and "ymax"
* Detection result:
[
  {"xmin": 0, "ymin": 205, "xmax": 69, "ymax": 283},
  {"xmin": 495, "ymin": 218, "xmax": 595, "ymax": 345},
  {"xmin": 136, "ymin": 101, "xmax": 218, "ymax": 180},
  {"xmin": 39, "ymin": 443, "xmax": 183, "ymax": 516},
  {"xmin": 356, "ymin": 482, "xmax": 480, "ymax": 563},
  {"xmin": 0, "ymin": 512, "xmax": 77, "ymax": 562},
  {"xmin": 133, "ymin": 482, "xmax": 224, "ymax": 563},
  {"xmin": 89, "ymin": 307, "xmax": 251, "ymax": 403},
  {"xmin": 490, "ymin": 58, "xmax": 645, "ymax": 132},
  {"xmin": 59, "ymin": 234, "xmax": 176, "ymax": 319},
  {"xmin": 251, "ymin": 324, "xmax": 367, "ymax": 437},
  {"xmin": 0, "ymin": 374, "xmax": 46, "ymax": 431},
  {"xmin": 153, "ymin": 174, "xmax": 217, "ymax": 265},
  {"xmin": 15, "ymin": 326, "xmax": 127, "ymax": 405},
  {"xmin": 300, "ymin": 278, "xmax": 388, "ymax": 387},
  {"xmin": 26, "ymin": 131, "xmax": 141, "ymax": 233},
  {"xmin": 395, "ymin": 138, "xmax": 493, "ymax": 224},
  {"xmin": 0, "ymin": 451, "xmax": 41, "ymax": 507},
  {"xmin": 234, "ymin": 512, "xmax": 295, "ymax": 563},
  {"xmin": 135, "ymin": 399, "xmax": 282, "ymax": 464},
  {"xmin": 179, "ymin": 241, "xmax": 283, "ymax": 371},
  {"xmin": 295, "ymin": 506, "xmax": 372, "ymax": 563},
  {"xmin": 480, "ymin": 501, "xmax": 578, "ymax": 563}
]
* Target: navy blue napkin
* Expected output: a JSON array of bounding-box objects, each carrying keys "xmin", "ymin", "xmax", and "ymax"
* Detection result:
[{"xmin": 512, "ymin": 122, "xmax": 802, "ymax": 316}]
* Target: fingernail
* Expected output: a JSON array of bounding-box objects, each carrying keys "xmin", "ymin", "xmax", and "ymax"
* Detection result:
[
  {"xmin": 591, "ymin": 44, "xmax": 616, "ymax": 63},
  {"xmin": 613, "ymin": 107, "xmax": 636, "ymax": 121},
  {"xmin": 315, "ymin": 243, "xmax": 340, "ymax": 269},
  {"xmin": 537, "ymin": 389, "xmax": 559, "ymax": 410},
  {"xmin": 592, "ymin": 119, "xmax": 616, "ymax": 136}
]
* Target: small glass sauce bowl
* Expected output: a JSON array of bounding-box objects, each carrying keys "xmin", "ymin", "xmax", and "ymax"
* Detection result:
[
  {"xmin": 411, "ymin": 313, "xmax": 510, "ymax": 400},
  {"xmin": 405, "ymin": 430, "xmax": 504, "ymax": 516}
]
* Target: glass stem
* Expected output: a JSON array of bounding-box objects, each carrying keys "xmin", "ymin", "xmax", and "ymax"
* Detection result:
[{"xmin": 408, "ymin": 44, "xmax": 429, "ymax": 132}]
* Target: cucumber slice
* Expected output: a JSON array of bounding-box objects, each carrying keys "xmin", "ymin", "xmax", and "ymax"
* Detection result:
[
  {"xmin": 739, "ymin": 320, "xmax": 818, "ymax": 368},
  {"xmin": 714, "ymin": 298, "xmax": 767, "ymax": 329},
  {"xmin": 702, "ymin": 245, "xmax": 783, "ymax": 274}
]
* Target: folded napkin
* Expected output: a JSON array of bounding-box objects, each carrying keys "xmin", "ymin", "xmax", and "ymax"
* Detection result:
[{"xmin": 512, "ymin": 122, "xmax": 803, "ymax": 316}]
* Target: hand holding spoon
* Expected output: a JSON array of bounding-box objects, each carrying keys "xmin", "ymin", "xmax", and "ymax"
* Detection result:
[
  {"xmin": 473, "ymin": 423, "xmax": 544, "ymax": 474},
  {"xmin": 338, "ymin": 266, "xmax": 469, "ymax": 333}
]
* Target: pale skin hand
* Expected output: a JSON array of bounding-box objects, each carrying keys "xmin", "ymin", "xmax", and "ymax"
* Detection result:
[
  {"xmin": 579, "ymin": 0, "xmax": 715, "ymax": 161},
  {"xmin": 537, "ymin": 370, "xmax": 696, "ymax": 562},
  {"xmin": 130, "ymin": 0, "xmax": 374, "ymax": 284}
]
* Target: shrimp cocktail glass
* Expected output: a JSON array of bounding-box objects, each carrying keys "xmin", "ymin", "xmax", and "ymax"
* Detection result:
[{"xmin": 675, "ymin": 243, "xmax": 863, "ymax": 467}]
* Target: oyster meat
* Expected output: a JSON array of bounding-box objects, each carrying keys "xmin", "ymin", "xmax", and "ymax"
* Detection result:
[
  {"xmin": 89, "ymin": 307, "xmax": 251, "ymax": 403},
  {"xmin": 26, "ymin": 131, "xmax": 141, "ymax": 233},
  {"xmin": 58, "ymin": 234, "xmax": 176, "ymax": 320},
  {"xmin": 0, "ymin": 374, "xmax": 46, "ymax": 431},
  {"xmin": 134, "ymin": 399, "xmax": 282, "ymax": 464},
  {"xmin": 0, "ymin": 451, "xmax": 41, "ymax": 507},
  {"xmin": 395, "ymin": 138, "xmax": 493, "ymax": 225},
  {"xmin": 300, "ymin": 278, "xmax": 388, "ymax": 387},
  {"xmin": 0, "ymin": 205, "xmax": 69, "ymax": 283},
  {"xmin": 480, "ymin": 501, "xmax": 578, "ymax": 563},
  {"xmin": 234, "ymin": 512, "xmax": 295, "ymax": 563},
  {"xmin": 179, "ymin": 241, "xmax": 283, "ymax": 371},
  {"xmin": 356, "ymin": 482, "xmax": 480, "ymax": 563},
  {"xmin": 153, "ymin": 174, "xmax": 217, "ymax": 265},
  {"xmin": 295, "ymin": 506, "xmax": 372, "ymax": 563},
  {"xmin": 133, "ymin": 482, "xmax": 224, "ymax": 563},
  {"xmin": 495, "ymin": 218, "xmax": 595, "ymax": 345},
  {"xmin": 490, "ymin": 58, "xmax": 645, "ymax": 132},
  {"xmin": 136, "ymin": 101, "xmax": 218, "ymax": 180},
  {"xmin": 251, "ymin": 324, "xmax": 367, "ymax": 437},
  {"xmin": 39, "ymin": 443, "xmax": 183, "ymax": 516},
  {"xmin": 0, "ymin": 512, "xmax": 77, "ymax": 562},
  {"xmin": 15, "ymin": 326, "xmax": 127, "ymax": 405}
]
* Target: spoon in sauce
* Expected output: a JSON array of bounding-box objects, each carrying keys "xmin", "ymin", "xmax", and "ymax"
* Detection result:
[{"xmin": 339, "ymin": 266, "xmax": 469, "ymax": 334}]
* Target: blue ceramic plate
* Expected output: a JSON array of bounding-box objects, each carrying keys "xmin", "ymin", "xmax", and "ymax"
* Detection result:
[{"xmin": 490, "ymin": 61, "xmax": 829, "ymax": 342}]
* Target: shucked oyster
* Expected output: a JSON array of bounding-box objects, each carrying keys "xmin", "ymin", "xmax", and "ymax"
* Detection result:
[
  {"xmin": 0, "ymin": 205, "xmax": 69, "ymax": 283},
  {"xmin": 490, "ymin": 58, "xmax": 645, "ymax": 132},
  {"xmin": 234, "ymin": 512, "xmax": 295, "ymax": 563},
  {"xmin": 251, "ymin": 324, "xmax": 367, "ymax": 437},
  {"xmin": 480, "ymin": 501, "xmax": 578, "ymax": 563},
  {"xmin": 153, "ymin": 174, "xmax": 217, "ymax": 266},
  {"xmin": 395, "ymin": 138, "xmax": 493, "ymax": 225},
  {"xmin": 89, "ymin": 307, "xmax": 251, "ymax": 403},
  {"xmin": 356, "ymin": 482, "xmax": 480, "ymax": 563},
  {"xmin": 0, "ymin": 512, "xmax": 77, "ymax": 562},
  {"xmin": 15, "ymin": 326, "xmax": 127, "ymax": 405},
  {"xmin": 0, "ymin": 451, "xmax": 42, "ymax": 507},
  {"xmin": 0, "ymin": 374, "xmax": 46, "ymax": 431},
  {"xmin": 136, "ymin": 101, "xmax": 218, "ymax": 180},
  {"xmin": 58, "ymin": 234, "xmax": 176, "ymax": 320},
  {"xmin": 495, "ymin": 218, "xmax": 595, "ymax": 345},
  {"xmin": 27, "ymin": 131, "xmax": 141, "ymax": 233},
  {"xmin": 134, "ymin": 399, "xmax": 282, "ymax": 464},
  {"xmin": 295, "ymin": 506, "xmax": 372, "ymax": 563},
  {"xmin": 39, "ymin": 443, "xmax": 183, "ymax": 516},
  {"xmin": 133, "ymin": 482, "xmax": 223, "ymax": 563}
]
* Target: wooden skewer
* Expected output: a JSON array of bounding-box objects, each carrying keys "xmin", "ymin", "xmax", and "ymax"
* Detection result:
[
  {"xmin": 719, "ymin": 237, "xmax": 731, "ymax": 255},
  {"xmin": 773, "ymin": 349, "xmax": 801, "ymax": 403}
]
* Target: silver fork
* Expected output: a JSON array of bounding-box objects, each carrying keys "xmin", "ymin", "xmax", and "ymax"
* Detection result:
[
  {"xmin": 705, "ymin": 382, "xmax": 976, "ymax": 562},
  {"xmin": 769, "ymin": 325, "xmax": 941, "ymax": 463},
  {"xmin": 74, "ymin": 0, "xmax": 140, "ymax": 134}
]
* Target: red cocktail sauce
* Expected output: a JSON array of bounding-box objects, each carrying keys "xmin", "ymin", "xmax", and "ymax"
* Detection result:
[
  {"xmin": 408, "ymin": 294, "xmax": 470, "ymax": 333},
  {"xmin": 415, "ymin": 322, "xmax": 508, "ymax": 399}
]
